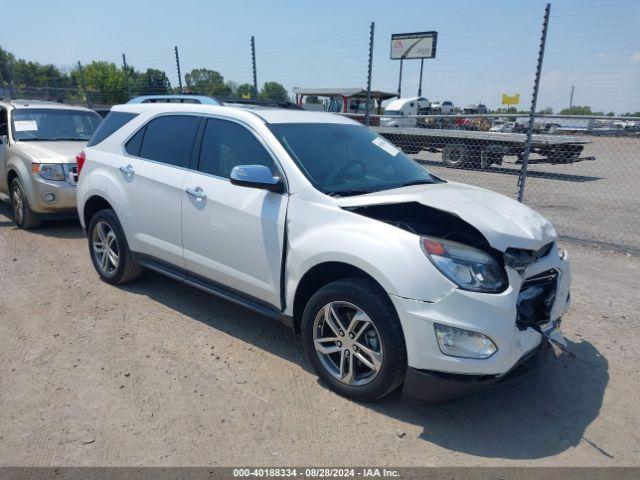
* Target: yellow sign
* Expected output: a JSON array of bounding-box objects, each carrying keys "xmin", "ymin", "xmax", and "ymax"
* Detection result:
[{"xmin": 502, "ymin": 93, "xmax": 520, "ymax": 105}]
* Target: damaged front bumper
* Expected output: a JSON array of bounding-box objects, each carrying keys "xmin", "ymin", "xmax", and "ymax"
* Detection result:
[
  {"xmin": 402, "ymin": 334, "xmax": 552, "ymax": 403},
  {"xmin": 390, "ymin": 249, "xmax": 571, "ymax": 402}
]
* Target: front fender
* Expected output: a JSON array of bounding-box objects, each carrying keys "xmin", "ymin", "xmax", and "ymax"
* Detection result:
[
  {"xmin": 6, "ymin": 155, "xmax": 36, "ymax": 206},
  {"xmin": 283, "ymin": 194, "xmax": 455, "ymax": 315}
]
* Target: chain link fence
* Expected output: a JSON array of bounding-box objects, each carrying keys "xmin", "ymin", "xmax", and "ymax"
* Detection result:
[
  {"xmin": 1, "ymin": 3, "xmax": 638, "ymax": 252},
  {"xmin": 340, "ymin": 112, "xmax": 639, "ymax": 252}
]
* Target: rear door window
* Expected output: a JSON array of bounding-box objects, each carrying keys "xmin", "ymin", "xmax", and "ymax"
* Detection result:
[
  {"xmin": 138, "ymin": 115, "xmax": 200, "ymax": 168},
  {"xmin": 125, "ymin": 127, "xmax": 145, "ymax": 156}
]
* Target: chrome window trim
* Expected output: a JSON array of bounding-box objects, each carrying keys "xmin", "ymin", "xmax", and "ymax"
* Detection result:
[{"xmin": 119, "ymin": 111, "xmax": 289, "ymax": 193}]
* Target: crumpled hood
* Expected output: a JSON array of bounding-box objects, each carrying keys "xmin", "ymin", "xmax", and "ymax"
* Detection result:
[
  {"xmin": 16, "ymin": 141, "xmax": 86, "ymax": 163},
  {"xmin": 336, "ymin": 182, "xmax": 557, "ymax": 252}
]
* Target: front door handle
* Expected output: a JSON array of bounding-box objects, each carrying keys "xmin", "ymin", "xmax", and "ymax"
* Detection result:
[
  {"xmin": 119, "ymin": 164, "xmax": 134, "ymax": 175},
  {"xmin": 186, "ymin": 186, "xmax": 207, "ymax": 201}
]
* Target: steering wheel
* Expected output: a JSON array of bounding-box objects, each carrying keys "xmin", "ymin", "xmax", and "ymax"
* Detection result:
[{"xmin": 325, "ymin": 160, "xmax": 366, "ymax": 187}]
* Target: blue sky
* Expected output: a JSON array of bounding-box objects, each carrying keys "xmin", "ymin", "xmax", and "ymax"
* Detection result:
[{"xmin": 3, "ymin": 0, "xmax": 639, "ymax": 113}]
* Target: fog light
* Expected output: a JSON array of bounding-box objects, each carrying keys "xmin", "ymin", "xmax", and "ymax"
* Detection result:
[
  {"xmin": 42, "ymin": 192, "xmax": 57, "ymax": 203},
  {"xmin": 434, "ymin": 324, "xmax": 497, "ymax": 359}
]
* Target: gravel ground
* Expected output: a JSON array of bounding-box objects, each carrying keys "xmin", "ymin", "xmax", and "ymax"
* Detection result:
[{"xmin": 1, "ymin": 196, "xmax": 639, "ymax": 467}]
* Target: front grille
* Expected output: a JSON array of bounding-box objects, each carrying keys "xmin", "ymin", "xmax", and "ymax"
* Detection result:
[
  {"xmin": 64, "ymin": 164, "xmax": 78, "ymax": 185},
  {"xmin": 504, "ymin": 242, "xmax": 554, "ymax": 274},
  {"xmin": 516, "ymin": 269, "xmax": 559, "ymax": 331}
]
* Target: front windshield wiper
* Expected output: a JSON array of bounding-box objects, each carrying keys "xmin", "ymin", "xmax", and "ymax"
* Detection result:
[
  {"xmin": 50, "ymin": 137, "xmax": 89, "ymax": 141},
  {"xmin": 327, "ymin": 188, "xmax": 374, "ymax": 197},
  {"xmin": 397, "ymin": 179, "xmax": 435, "ymax": 187},
  {"xmin": 17, "ymin": 137, "xmax": 88, "ymax": 142}
]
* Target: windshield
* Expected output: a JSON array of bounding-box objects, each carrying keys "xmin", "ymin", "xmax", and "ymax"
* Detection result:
[
  {"xmin": 11, "ymin": 108, "xmax": 102, "ymax": 141},
  {"xmin": 269, "ymin": 123, "xmax": 441, "ymax": 196}
]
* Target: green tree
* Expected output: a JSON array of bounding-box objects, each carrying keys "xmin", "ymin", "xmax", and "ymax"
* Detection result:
[
  {"xmin": 0, "ymin": 47, "xmax": 16, "ymax": 86},
  {"xmin": 184, "ymin": 68, "xmax": 231, "ymax": 96},
  {"xmin": 236, "ymin": 83, "xmax": 254, "ymax": 98},
  {"xmin": 72, "ymin": 61, "xmax": 128, "ymax": 104},
  {"xmin": 559, "ymin": 105, "xmax": 593, "ymax": 115},
  {"xmin": 133, "ymin": 68, "xmax": 171, "ymax": 95},
  {"xmin": 305, "ymin": 95, "xmax": 321, "ymax": 104},
  {"xmin": 537, "ymin": 107, "xmax": 553, "ymax": 114},
  {"xmin": 260, "ymin": 81, "xmax": 289, "ymax": 102}
]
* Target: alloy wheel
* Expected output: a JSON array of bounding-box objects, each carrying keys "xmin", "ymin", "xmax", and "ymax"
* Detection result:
[
  {"xmin": 312, "ymin": 301, "xmax": 384, "ymax": 386},
  {"xmin": 11, "ymin": 184, "xmax": 24, "ymax": 225},
  {"xmin": 92, "ymin": 221, "xmax": 120, "ymax": 275}
]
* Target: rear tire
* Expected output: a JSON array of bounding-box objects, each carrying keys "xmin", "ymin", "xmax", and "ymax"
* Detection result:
[
  {"xmin": 442, "ymin": 143, "xmax": 476, "ymax": 168},
  {"xmin": 88, "ymin": 209, "xmax": 142, "ymax": 284},
  {"xmin": 301, "ymin": 277, "xmax": 407, "ymax": 402}
]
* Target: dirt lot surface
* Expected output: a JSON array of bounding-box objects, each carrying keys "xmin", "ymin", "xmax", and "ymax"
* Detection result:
[{"xmin": 1, "ymin": 195, "xmax": 639, "ymax": 467}]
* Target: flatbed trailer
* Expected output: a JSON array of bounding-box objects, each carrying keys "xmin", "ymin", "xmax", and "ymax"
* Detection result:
[{"xmin": 373, "ymin": 126, "xmax": 595, "ymax": 169}]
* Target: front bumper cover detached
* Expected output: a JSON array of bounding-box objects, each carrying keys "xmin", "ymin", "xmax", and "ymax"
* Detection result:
[{"xmin": 402, "ymin": 340, "xmax": 550, "ymax": 403}]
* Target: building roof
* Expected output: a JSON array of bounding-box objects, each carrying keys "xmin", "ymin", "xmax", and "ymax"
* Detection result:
[{"xmin": 292, "ymin": 87, "xmax": 396, "ymax": 100}]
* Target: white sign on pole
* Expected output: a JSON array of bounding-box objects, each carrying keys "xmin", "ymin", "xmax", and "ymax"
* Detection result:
[{"xmin": 390, "ymin": 31, "xmax": 438, "ymax": 60}]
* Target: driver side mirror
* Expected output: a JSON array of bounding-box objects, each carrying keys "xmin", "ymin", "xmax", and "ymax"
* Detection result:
[{"xmin": 230, "ymin": 165, "xmax": 284, "ymax": 193}]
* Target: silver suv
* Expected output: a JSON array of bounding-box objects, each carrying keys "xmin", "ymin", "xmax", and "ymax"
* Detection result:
[{"xmin": 0, "ymin": 100, "xmax": 102, "ymax": 228}]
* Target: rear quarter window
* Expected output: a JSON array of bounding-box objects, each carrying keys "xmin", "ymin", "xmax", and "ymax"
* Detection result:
[{"xmin": 87, "ymin": 111, "xmax": 138, "ymax": 147}]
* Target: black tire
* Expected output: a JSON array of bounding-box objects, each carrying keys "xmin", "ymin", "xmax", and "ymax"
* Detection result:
[
  {"xmin": 402, "ymin": 145, "xmax": 422, "ymax": 155},
  {"xmin": 301, "ymin": 277, "xmax": 407, "ymax": 402},
  {"xmin": 480, "ymin": 149, "xmax": 502, "ymax": 169},
  {"xmin": 10, "ymin": 178, "xmax": 42, "ymax": 229},
  {"xmin": 87, "ymin": 209, "xmax": 143, "ymax": 284},
  {"xmin": 442, "ymin": 143, "xmax": 476, "ymax": 168}
]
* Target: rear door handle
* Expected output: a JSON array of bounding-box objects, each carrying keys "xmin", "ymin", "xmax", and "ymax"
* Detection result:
[
  {"xmin": 119, "ymin": 164, "xmax": 134, "ymax": 175},
  {"xmin": 186, "ymin": 186, "xmax": 207, "ymax": 201}
]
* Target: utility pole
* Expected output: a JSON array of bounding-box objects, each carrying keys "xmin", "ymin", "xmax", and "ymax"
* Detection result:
[
  {"xmin": 174, "ymin": 46, "xmax": 183, "ymax": 94},
  {"xmin": 397, "ymin": 59, "xmax": 403, "ymax": 98},
  {"xmin": 364, "ymin": 22, "xmax": 375, "ymax": 126},
  {"xmin": 418, "ymin": 58, "xmax": 424, "ymax": 97},
  {"xmin": 77, "ymin": 61, "xmax": 92, "ymax": 108},
  {"xmin": 517, "ymin": 3, "xmax": 551, "ymax": 203},
  {"xmin": 122, "ymin": 53, "xmax": 131, "ymax": 100},
  {"xmin": 251, "ymin": 36, "xmax": 258, "ymax": 100},
  {"xmin": 569, "ymin": 85, "xmax": 575, "ymax": 109}
]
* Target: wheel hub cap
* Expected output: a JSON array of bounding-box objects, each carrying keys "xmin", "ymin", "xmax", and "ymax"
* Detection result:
[
  {"xmin": 92, "ymin": 221, "xmax": 119, "ymax": 274},
  {"xmin": 12, "ymin": 186, "xmax": 24, "ymax": 224},
  {"xmin": 312, "ymin": 301, "xmax": 384, "ymax": 387}
]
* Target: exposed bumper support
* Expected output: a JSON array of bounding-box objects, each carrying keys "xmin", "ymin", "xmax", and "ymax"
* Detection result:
[{"xmin": 402, "ymin": 340, "xmax": 550, "ymax": 403}]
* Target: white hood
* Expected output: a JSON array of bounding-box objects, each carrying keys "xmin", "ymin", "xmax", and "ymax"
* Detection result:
[
  {"xmin": 16, "ymin": 141, "xmax": 86, "ymax": 163},
  {"xmin": 336, "ymin": 182, "xmax": 557, "ymax": 252}
]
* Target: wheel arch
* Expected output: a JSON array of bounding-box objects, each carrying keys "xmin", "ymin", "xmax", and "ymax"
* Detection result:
[
  {"xmin": 291, "ymin": 261, "xmax": 391, "ymax": 334},
  {"xmin": 7, "ymin": 167, "xmax": 19, "ymax": 190},
  {"xmin": 82, "ymin": 195, "xmax": 114, "ymax": 231}
]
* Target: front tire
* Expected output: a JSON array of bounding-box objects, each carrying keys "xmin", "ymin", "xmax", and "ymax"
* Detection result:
[
  {"xmin": 10, "ymin": 178, "xmax": 41, "ymax": 229},
  {"xmin": 301, "ymin": 278, "xmax": 407, "ymax": 402},
  {"xmin": 88, "ymin": 209, "xmax": 142, "ymax": 284}
]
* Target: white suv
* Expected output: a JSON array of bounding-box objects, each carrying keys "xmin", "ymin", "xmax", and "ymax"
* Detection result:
[{"xmin": 76, "ymin": 103, "xmax": 571, "ymax": 402}]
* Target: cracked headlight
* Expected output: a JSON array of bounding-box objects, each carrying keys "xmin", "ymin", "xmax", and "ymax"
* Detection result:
[
  {"xmin": 421, "ymin": 236, "xmax": 508, "ymax": 293},
  {"xmin": 32, "ymin": 163, "xmax": 66, "ymax": 181}
]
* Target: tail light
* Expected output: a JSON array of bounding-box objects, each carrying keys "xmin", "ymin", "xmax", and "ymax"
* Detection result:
[{"xmin": 76, "ymin": 151, "xmax": 86, "ymax": 176}]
